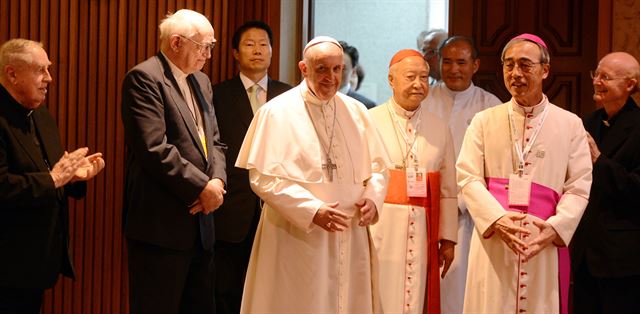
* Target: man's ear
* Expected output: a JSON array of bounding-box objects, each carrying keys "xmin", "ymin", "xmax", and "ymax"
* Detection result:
[
  {"xmin": 4, "ymin": 65, "xmax": 17, "ymax": 84},
  {"xmin": 169, "ymin": 35, "xmax": 181, "ymax": 51},
  {"xmin": 298, "ymin": 60, "xmax": 307, "ymax": 77},
  {"xmin": 473, "ymin": 59, "xmax": 480, "ymax": 74},
  {"xmin": 541, "ymin": 63, "xmax": 550, "ymax": 79},
  {"xmin": 232, "ymin": 49, "xmax": 240, "ymax": 62},
  {"xmin": 626, "ymin": 78, "xmax": 638, "ymax": 93}
]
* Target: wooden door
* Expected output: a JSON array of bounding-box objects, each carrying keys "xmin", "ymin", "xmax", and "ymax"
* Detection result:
[{"xmin": 449, "ymin": 0, "xmax": 599, "ymax": 117}]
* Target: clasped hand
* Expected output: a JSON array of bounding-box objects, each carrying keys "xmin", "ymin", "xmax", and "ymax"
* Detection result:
[
  {"xmin": 190, "ymin": 178, "xmax": 226, "ymax": 215},
  {"xmin": 50, "ymin": 147, "xmax": 106, "ymax": 188},
  {"xmin": 492, "ymin": 212, "xmax": 559, "ymax": 262},
  {"xmin": 312, "ymin": 198, "xmax": 378, "ymax": 232}
]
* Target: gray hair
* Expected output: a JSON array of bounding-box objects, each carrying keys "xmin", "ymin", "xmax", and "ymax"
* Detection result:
[
  {"xmin": 159, "ymin": 9, "xmax": 213, "ymax": 42},
  {"xmin": 501, "ymin": 38, "xmax": 550, "ymax": 64},
  {"xmin": 0, "ymin": 39, "xmax": 42, "ymax": 79},
  {"xmin": 417, "ymin": 29, "xmax": 447, "ymax": 49}
]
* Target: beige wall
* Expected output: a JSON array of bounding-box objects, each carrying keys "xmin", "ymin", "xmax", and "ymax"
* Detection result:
[{"xmin": 613, "ymin": 0, "xmax": 640, "ymax": 103}]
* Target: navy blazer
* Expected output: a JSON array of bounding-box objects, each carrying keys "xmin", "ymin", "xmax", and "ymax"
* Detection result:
[
  {"xmin": 571, "ymin": 98, "xmax": 640, "ymax": 277},
  {"xmin": 121, "ymin": 53, "xmax": 226, "ymax": 251},
  {"xmin": 0, "ymin": 84, "xmax": 86, "ymax": 289},
  {"xmin": 212, "ymin": 75, "xmax": 291, "ymax": 242}
]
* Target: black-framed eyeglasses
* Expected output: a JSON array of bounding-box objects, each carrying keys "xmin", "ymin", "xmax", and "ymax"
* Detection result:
[
  {"xmin": 178, "ymin": 34, "xmax": 215, "ymax": 53},
  {"xmin": 590, "ymin": 70, "xmax": 629, "ymax": 82},
  {"xmin": 502, "ymin": 59, "xmax": 543, "ymax": 73}
]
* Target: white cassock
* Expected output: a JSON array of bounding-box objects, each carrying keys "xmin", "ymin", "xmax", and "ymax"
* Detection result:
[
  {"xmin": 236, "ymin": 80, "xmax": 391, "ymax": 314},
  {"xmin": 457, "ymin": 96, "xmax": 592, "ymax": 314},
  {"xmin": 423, "ymin": 82, "xmax": 501, "ymax": 314},
  {"xmin": 369, "ymin": 98, "xmax": 458, "ymax": 314}
]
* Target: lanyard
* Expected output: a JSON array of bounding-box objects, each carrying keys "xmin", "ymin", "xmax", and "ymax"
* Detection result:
[
  {"xmin": 387, "ymin": 100, "xmax": 422, "ymax": 167},
  {"xmin": 508, "ymin": 101, "xmax": 549, "ymax": 176}
]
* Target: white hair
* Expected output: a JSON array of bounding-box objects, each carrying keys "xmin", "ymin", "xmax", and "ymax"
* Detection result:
[
  {"xmin": 158, "ymin": 9, "xmax": 213, "ymax": 42},
  {"xmin": 0, "ymin": 39, "xmax": 42, "ymax": 80}
]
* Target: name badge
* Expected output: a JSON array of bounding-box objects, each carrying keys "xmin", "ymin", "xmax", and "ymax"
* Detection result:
[
  {"xmin": 508, "ymin": 173, "xmax": 531, "ymax": 206},
  {"xmin": 406, "ymin": 167, "xmax": 427, "ymax": 198}
]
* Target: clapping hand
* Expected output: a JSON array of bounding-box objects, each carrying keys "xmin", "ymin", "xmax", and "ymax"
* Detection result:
[
  {"xmin": 50, "ymin": 147, "xmax": 88, "ymax": 188},
  {"xmin": 72, "ymin": 152, "xmax": 105, "ymax": 182}
]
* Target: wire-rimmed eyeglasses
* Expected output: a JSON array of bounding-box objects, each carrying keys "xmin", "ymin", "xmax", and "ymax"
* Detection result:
[
  {"xmin": 178, "ymin": 35, "xmax": 215, "ymax": 53},
  {"xmin": 590, "ymin": 70, "xmax": 629, "ymax": 82},
  {"xmin": 502, "ymin": 59, "xmax": 543, "ymax": 73}
]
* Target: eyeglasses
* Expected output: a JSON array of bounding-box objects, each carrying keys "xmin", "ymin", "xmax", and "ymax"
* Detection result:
[
  {"xmin": 502, "ymin": 59, "xmax": 543, "ymax": 73},
  {"xmin": 178, "ymin": 35, "xmax": 215, "ymax": 53},
  {"xmin": 590, "ymin": 70, "xmax": 628, "ymax": 82},
  {"xmin": 423, "ymin": 49, "xmax": 438, "ymax": 60}
]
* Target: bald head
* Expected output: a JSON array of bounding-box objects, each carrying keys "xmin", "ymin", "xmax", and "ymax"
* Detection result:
[
  {"xmin": 593, "ymin": 52, "xmax": 640, "ymax": 117},
  {"xmin": 600, "ymin": 52, "xmax": 640, "ymax": 91},
  {"xmin": 420, "ymin": 29, "xmax": 448, "ymax": 81},
  {"xmin": 299, "ymin": 39, "xmax": 344, "ymax": 101}
]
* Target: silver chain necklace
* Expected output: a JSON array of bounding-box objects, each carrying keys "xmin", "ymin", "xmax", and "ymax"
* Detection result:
[{"xmin": 301, "ymin": 89, "xmax": 338, "ymax": 182}]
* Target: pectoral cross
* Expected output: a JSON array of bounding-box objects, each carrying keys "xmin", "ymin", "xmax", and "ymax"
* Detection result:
[{"xmin": 322, "ymin": 157, "xmax": 337, "ymax": 182}]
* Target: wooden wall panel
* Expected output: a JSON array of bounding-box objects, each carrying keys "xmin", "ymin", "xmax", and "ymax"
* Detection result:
[
  {"xmin": 450, "ymin": 0, "xmax": 598, "ymax": 117},
  {"xmin": 0, "ymin": 0, "xmax": 283, "ymax": 313},
  {"xmin": 611, "ymin": 0, "xmax": 640, "ymax": 104}
]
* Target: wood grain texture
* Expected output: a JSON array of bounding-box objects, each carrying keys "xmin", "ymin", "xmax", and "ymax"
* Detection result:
[{"xmin": 0, "ymin": 0, "xmax": 282, "ymax": 312}]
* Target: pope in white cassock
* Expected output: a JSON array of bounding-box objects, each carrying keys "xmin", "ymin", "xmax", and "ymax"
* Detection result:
[
  {"xmin": 457, "ymin": 33, "xmax": 592, "ymax": 314},
  {"xmin": 236, "ymin": 36, "xmax": 391, "ymax": 314},
  {"xmin": 369, "ymin": 49, "xmax": 458, "ymax": 314},
  {"xmin": 422, "ymin": 36, "xmax": 501, "ymax": 314}
]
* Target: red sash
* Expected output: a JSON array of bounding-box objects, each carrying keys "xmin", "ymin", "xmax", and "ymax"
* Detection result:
[{"xmin": 384, "ymin": 169, "xmax": 441, "ymax": 314}]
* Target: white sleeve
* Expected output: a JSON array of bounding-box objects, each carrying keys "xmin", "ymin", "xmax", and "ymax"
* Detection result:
[{"xmin": 249, "ymin": 169, "xmax": 324, "ymax": 233}]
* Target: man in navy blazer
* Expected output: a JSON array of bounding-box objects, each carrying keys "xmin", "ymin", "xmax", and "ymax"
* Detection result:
[
  {"xmin": 571, "ymin": 52, "xmax": 640, "ymax": 312},
  {"xmin": 212, "ymin": 20, "xmax": 291, "ymax": 314},
  {"xmin": 0, "ymin": 39, "xmax": 104, "ymax": 313},
  {"xmin": 121, "ymin": 9, "xmax": 226, "ymax": 314},
  {"xmin": 338, "ymin": 40, "xmax": 376, "ymax": 108}
]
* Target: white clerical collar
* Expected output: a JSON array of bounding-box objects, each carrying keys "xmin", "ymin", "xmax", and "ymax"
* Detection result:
[
  {"xmin": 301, "ymin": 79, "xmax": 334, "ymax": 107},
  {"xmin": 443, "ymin": 81, "xmax": 476, "ymax": 99},
  {"xmin": 390, "ymin": 96, "xmax": 421, "ymax": 119},
  {"xmin": 339, "ymin": 83, "xmax": 351, "ymax": 94},
  {"xmin": 239, "ymin": 72, "xmax": 268, "ymax": 91},
  {"xmin": 161, "ymin": 51, "xmax": 189, "ymax": 82},
  {"xmin": 511, "ymin": 94, "xmax": 548, "ymax": 116}
]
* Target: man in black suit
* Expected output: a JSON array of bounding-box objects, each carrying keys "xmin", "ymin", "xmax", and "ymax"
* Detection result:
[
  {"xmin": 338, "ymin": 41, "xmax": 376, "ymax": 108},
  {"xmin": 212, "ymin": 20, "xmax": 291, "ymax": 314},
  {"xmin": 571, "ymin": 52, "xmax": 640, "ymax": 312},
  {"xmin": 0, "ymin": 39, "xmax": 105, "ymax": 313},
  {"xmin": 121, "ymin": 9, "xmax": 226, "ymax": 314}
]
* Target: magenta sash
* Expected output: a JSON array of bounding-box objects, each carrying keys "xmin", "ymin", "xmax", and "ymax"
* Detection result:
[{"xmin": 486, "ymin": 177, "xmax": 570, "ymax": 314}]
